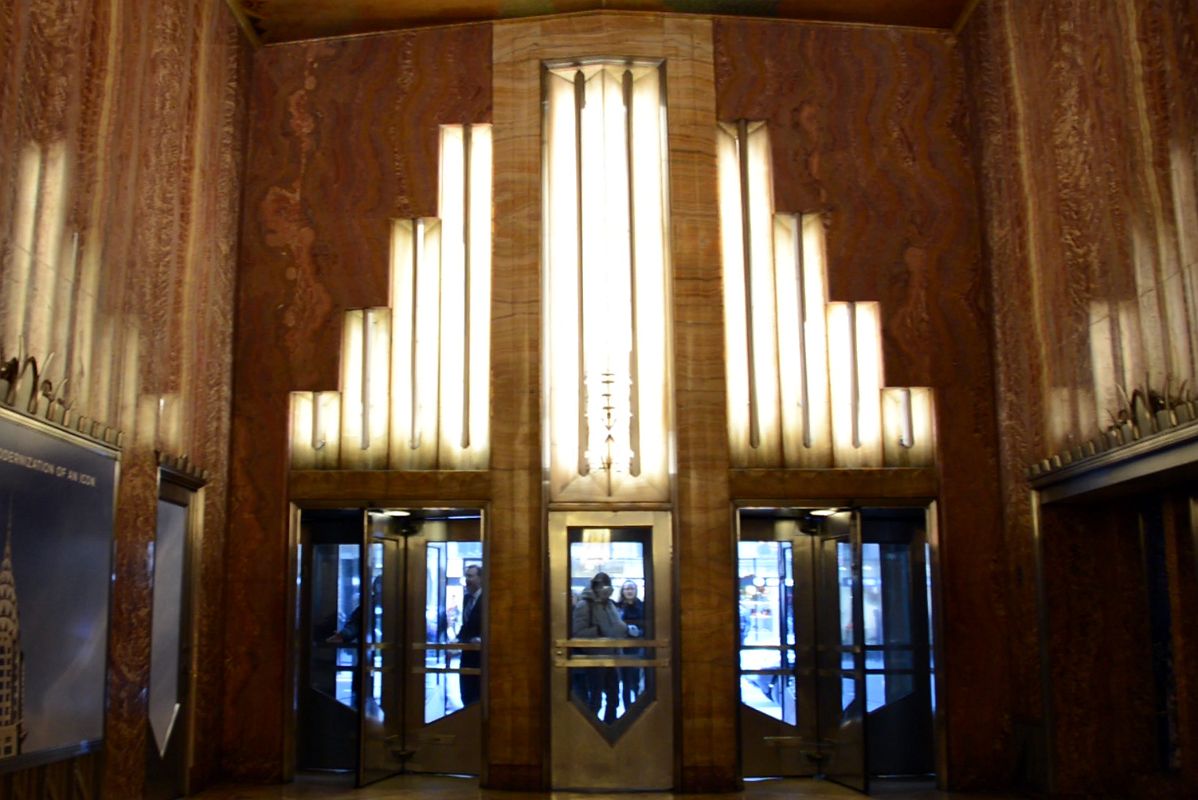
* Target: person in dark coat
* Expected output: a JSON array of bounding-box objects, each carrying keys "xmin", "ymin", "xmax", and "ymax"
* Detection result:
[
  {"xmin": 572, "ymin": 572, "xmax": 639, "ymax": 722},
  {"xmin": 457, "ymin": 564, "xmax": 483, "ymax": 706},
  {"xmin": 616, "ymin": 580, "xmax": 646, "ymax": 708}
]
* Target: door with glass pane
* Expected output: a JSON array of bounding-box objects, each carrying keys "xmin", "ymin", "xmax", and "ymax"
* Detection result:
[
  {"xmin": 145, "ymin": 478, "xmax": 199, "ymax": 800},
  {"xmin": 549, "ymin": 510, "xmax": 672, "ymax": 790},
  {"xmin": 815, "ymin": 511, "xmax": 867, "ymax": 793},
  {"xmin": 736, "ymin": 509, "xmax": 865, "ymax": 790},
  {"xmin": 297, "ymin": 508, "xmax": 483, "ymax": 785},
  {"xmin": 738, "ymin": 507, "xmax": 935, "ymax": 790}
]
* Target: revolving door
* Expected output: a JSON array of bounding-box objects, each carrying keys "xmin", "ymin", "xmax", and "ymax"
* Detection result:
[
  {"xmin": 296, "ymin": 508, "xmax": 484, "ymax": 785},
  {"xmin": 738, "ymin": 507, "xmax": 936, "ymax": 791}
]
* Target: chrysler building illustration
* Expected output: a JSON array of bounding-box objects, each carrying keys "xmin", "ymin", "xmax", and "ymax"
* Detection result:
[{"xmin": 0, "ymin": 502, "xmax": 25, "ymax": 758}]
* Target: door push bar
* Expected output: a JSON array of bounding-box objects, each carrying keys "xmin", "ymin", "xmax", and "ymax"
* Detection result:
[{"xmin": 553, "ymin": 638, "xmax": 670, "ymax": 668}]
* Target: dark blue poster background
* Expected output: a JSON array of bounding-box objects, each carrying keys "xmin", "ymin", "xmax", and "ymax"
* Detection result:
[{"xmin": 0, "ymin": 410, "xmax": 117, "ymax": 766}]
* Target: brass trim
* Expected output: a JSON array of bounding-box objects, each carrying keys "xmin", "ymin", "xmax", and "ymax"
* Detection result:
[
  {"xmin": 412, "ymin": 642, "xmax": 482, "ymax": 651},
  {"xmin": 553, "ymin": 638, "xmax": 666, "ymax": 649},
  {"xmin": 553, "ymin": 656, "xmax": 668, "ymax": 668}
]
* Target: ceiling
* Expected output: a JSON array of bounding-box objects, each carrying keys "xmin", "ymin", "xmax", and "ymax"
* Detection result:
[{"xmin": 232, "ymin": 0, "xmax": 975, "ymax": 45}]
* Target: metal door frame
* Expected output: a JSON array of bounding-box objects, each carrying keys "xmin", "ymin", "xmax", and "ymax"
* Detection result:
[
  {"xmin": 735, "ymin": 502, "xmax": 941, "ymax": 792},
  {"xmin": 291, "ymin": 505, "xmax": 486, "ymax": 786},
  {"xmin": 548, "ymin": 508, "xmax": 673, "ymax": 790}
]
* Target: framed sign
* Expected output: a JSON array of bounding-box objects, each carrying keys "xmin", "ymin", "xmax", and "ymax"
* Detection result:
[{"xmin": 0, "ymin": 406, "xmax": 119, "ymax": 770}]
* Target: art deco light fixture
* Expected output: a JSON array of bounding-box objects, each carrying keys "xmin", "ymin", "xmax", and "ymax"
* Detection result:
[
  {"xmin": 290, "ymin": 124, "xmax": 492, "ymax": 470},
  {"xmin": 542, "ymin": 60, "xmax": 672, "ymax": 502},
  {"xmin": 718, "ymin": 121, "xmax": 935, "ymax": 468}
]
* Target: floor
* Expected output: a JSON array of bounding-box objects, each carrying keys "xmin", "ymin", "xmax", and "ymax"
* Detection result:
[{"xmin": 193, "ymin": 773, "xmax": 1025, "ymax": 800}]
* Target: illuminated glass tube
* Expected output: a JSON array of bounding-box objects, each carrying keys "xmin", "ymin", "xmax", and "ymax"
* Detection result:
[
  {"xmin": 290, "ymin": 391, "xmax": 316, "ymax": 469},
  {"xmin": 314, "ymin": 390, "xmax": 341, "ymax": 468},
  {"xmin": 543, "ymin": 62, "xmax": 671, "ymax": 502},
  {"xmin": 882, "ymin": 386, "xmax": 935, "ymax": 467},
  {"xmin": 340, "ymin": 308, "xmax": 391, "ymax": 468}
]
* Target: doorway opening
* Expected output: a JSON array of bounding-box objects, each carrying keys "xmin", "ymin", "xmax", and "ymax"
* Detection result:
[
  {"xmin": 295, "ymin": 507, "xmax": 484, "ymax": 786},
  {"xmin": 737, "ymin": 506, "xmax": 936, "ymax": 793}
]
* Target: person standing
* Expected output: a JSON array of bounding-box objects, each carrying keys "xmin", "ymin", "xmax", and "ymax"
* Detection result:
[
  {"xmin": 457, "ymin": 564, "xmax": 483, "ymax": 706},
  {"xmin": 616, "ymin": 580, "xmax": 645, "ymax": 709},
  {"xmin": 572, "ymin": 572, "xmax": 639, "ymax": 723}
]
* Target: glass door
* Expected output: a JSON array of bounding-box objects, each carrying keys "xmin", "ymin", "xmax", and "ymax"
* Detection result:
[
  {"xmin": 403, "ymin": 514, "xmax": 484, "ymax": 774},
  {"xmin": 815, "ymin": 511, "xmax": 867, "ymax": 793},
  {"xmin": 737, "ymin": 523, "xmax": 801, "ymax": 778},
  {"xmin": 296, "ymin": 508, "xmax": 484, "ymax": 784},
  {"xmin": 738, "ymin": 507, "xmax": 935, "ymax": 791},
  {"xmin": 549, "ymin": 510, "xmax": 672, "ymax": 790}
]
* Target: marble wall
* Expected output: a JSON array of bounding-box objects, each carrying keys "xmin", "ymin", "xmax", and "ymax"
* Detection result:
[
  {"xmin": 0, "ymin": 0, "xmax": 247, "ymax": 797},
  {"xmin": 962, "ymin": 0, "xmax": 1198, "ymax": 792}
]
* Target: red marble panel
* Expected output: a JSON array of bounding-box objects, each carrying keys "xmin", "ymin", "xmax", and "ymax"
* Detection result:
[
  {"xmin": 226, "ymin": 23, "xmax": 491, "ymax": 780},
  {"xmin": 1040, "ymin": 502, "xmax": 1156, "ymax": 795},
  {"xmin": 963, "ymin": 0, "xmax": 1198, "ymax": 790},
  {"xmin": 717, "ymin": 17, "xmax": 1008, "ymax": 788},
  {"xmin": 0, "ymin": 0, "xmax": 245, "ymax": 794},
  {"xmin": 1165, "ymin": 495, "xmax": 1198, "ymax": 794}
]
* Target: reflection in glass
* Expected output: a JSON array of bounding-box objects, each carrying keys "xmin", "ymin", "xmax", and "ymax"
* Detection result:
[
  {"xmin": 838, "ymin": 542, "xmax": 854, "ymax": 646},
  {"xmin": 423, "ymin": 540, "xmax": 483, "ymax": 723},
  {"xmin": 308, "ymin": 543, "xmax": 363, "ymax": 710},
  {"xmin": 737, "ymin": 540, "xmax": 797, "ymax": 723},
  {"xmin": 567, "ymin": 528, "xmax": 653, "ymax": 733}
]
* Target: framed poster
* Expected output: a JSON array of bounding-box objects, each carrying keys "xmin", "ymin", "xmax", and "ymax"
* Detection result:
[{"xmin": 0, "ymin": 406, "xmax": 119, "ymax": 770}]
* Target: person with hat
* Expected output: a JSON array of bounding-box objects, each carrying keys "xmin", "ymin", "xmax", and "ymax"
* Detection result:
[{"xmin": 571, "ymin": 571, "xmax": 640, "ymax": 723}]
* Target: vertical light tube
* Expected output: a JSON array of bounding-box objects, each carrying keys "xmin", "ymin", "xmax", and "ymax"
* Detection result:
[
  {"xmin": 574, "ymin": 69, "xmax": 589, "ymax": 477},
  {"xmin": 364, "ymin": 308, "xmax": 391, "ymax": 467},
  {"xmin": 854, "ymin": 301, "xmax": 884, "ymax": 463},
  {"xmin": 623, "ymin": 69, "xmax": 642, "ymax": 477},
  {"xmin": 439, "ymin": 127, "xmax": 467, "ymax": 465},
  {"xmin": 461, "ymin": 124, "xmax": 472, "ymax": 450},
  {"xmin": 773, "ymin": 214, "xmax": 812, "ymax": 464},
  {"xmin": 545, "ymin": 70, "xmax": 582, "ymax": 493},
  {"xmin": 718, "ymin": 125, "xmax": 751, "ymax": 459},
  {"xmin": 736, "ymin": 120, "xmax": 760, "ymax": 449},
  {"xmin": 828, "ymin": 302, "xmax": 858, "ymax": 466},
  {"xmin": 411, "ymin": 219, "xmax": 425, "ymax": 451},
  {"xmin": 340, "ymin": 309, "xmax": 366, "ymax": 467},
  {"xmin": 884, "ymin": 386, "xmax": 935, "ymax": 466},
  {"xmin": 465, "ymin": 125, "xmax": 493, "ymax": 469},
  {"xmin": 290, "ymin": 391, "xmax": 316, "ymax": 469},
  {"xmin": 421, "ymin": 222, "xmax": 443, "ymax": 462},
  {"xmin": 720, "ymin": 122, "xmax": 780, "ymax": 465},
  {"xmin": 314, "ymin": 390, "xmax": 342, "ymax": 468},
  {"xmin": 388, "ymin": 220, "xmax": 415, "ymax": 467},
  {"xmin": 629, "ymin": 66, "xmax": 670, "ymax": 492}
]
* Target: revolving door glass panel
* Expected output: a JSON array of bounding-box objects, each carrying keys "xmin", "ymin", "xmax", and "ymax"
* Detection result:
[
  {"xmin": 737, "ymin": 507, "xmax": 935, "ymax": 788},
  {"xmin": 738, "ymin": 538, "xmax": 797, "ymax": 724},
  {"xmin": 567, "ymin": 526, "xmax": 654, "ymax": 740},
  {"xmin": 300, "ymin": 512, "xmax": 365, "ymax": 773},
  {"xmin": 298, "ymin": 508, "xmax": 485, "ymax": 783},
  {"xmin": 421, "ymin": 539, "xmax": 484, "ymax": 722}
]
